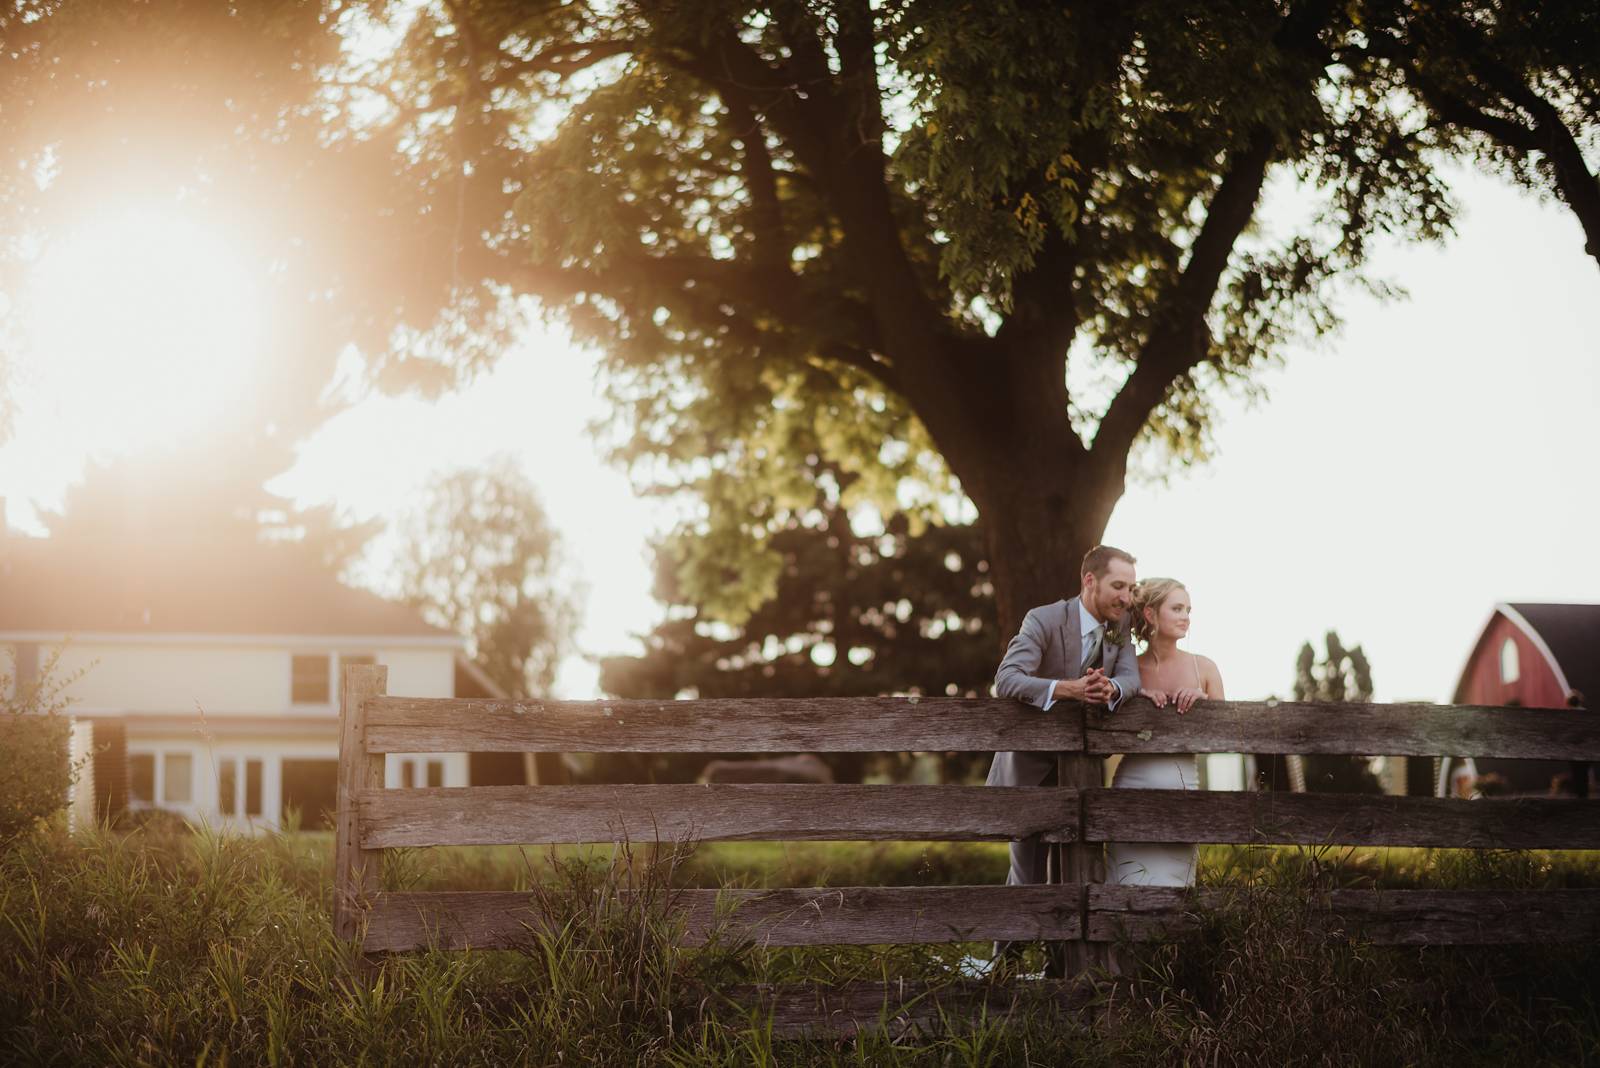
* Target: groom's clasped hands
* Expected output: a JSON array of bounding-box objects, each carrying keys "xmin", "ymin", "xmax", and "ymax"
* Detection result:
[{"xmin": 1052, "ymin": 667, "xmax": 1118, "ymax": 706}]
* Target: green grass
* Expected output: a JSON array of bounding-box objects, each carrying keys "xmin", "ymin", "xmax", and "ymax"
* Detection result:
[
  {"xmin": 370, "ymin": 838, "xmax": 1011, "ymax": 892},
  {"xmin": 2, "ymin": 820, "xmax": 1599, "ymax": 1066},
  {"xmin": 343, "ymin": 835, "xmax": 1600, "ymax": 893}
]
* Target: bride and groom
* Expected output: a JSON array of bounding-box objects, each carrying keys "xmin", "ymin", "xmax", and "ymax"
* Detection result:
[{"xmin": 988, "ymin": 544, "xmax": 1225, "ymax": 889}]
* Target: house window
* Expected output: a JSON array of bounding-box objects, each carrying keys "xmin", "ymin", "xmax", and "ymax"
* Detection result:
[
  {"xmin": 129, "ymin": 754, "xmax": 155, "ymax": 802},
  {"xmin": 1500, "ymin": 638, "xmax": 1520, "ymax": 684},
  {"xmin": 163, "ymin": 753, "xmax": 193, "ymax": 803},
  {"xmin": 219, "ymin": 758, "xmax": 265, "ymax": 817},
  {"xmin": 245, "ymin": 760, "xmax": 262, "ymax": 817},
  {"xmin": 292, "ymin": 654, "xmax": 331, "ymax": 704}
]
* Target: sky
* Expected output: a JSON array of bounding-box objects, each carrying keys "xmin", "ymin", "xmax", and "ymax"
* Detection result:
[{"xmin": 2, "ymin": 165, "xmax": 1596, "ymax": 704}]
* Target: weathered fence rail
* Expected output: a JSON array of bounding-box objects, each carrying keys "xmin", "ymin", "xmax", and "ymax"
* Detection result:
[{"xmin": 333, "ymin": 666, "xmax": 1600, "ymax": 1033}]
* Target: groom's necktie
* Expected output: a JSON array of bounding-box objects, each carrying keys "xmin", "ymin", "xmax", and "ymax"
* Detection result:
[{"xmin": 1081, "ymin": 625, "xmax": 1104, "ymax": 676}]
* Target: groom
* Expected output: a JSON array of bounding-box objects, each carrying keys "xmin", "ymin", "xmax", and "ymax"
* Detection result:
[{"xmin": 988, "ymin": 544, "xmax": 1141, "ymax": 887}]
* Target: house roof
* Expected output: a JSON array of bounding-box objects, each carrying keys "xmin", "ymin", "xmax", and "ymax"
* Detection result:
[
  {"xmin": 0, "ymin": 533, "xmax": 457, "ymax": 642},
  {"xmin": 1503, "ymin": 602, "xmax": 1600, "ymax": 708}
]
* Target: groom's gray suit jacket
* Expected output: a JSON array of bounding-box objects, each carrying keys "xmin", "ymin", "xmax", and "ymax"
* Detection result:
[{"xmin": 985, "ymin": 596, "xmax": 1142, "ymax": 789}]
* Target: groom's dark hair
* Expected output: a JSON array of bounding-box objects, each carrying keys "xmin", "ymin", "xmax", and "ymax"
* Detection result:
[{"xmin": 1082, "ymin": 544, "xmax": 1136, "ymax": 579}]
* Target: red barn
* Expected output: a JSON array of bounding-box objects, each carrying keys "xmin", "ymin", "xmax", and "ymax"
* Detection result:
[{"xmin": 1453, "ymin": 603, "xmax": 1597, "ymax": 797}]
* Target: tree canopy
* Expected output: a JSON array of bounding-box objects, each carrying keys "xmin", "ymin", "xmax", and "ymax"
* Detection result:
[
  {"xmin": 1357, "ymin": 1, "xmax": 1600, "ymax": 271},
  {"xmin": 7, "ymin": 0, "xmax": 1595, "ymax": 648},
  {"xmin": 305, "ymin": 0, "xmax": 1472, "ymax": 631}
]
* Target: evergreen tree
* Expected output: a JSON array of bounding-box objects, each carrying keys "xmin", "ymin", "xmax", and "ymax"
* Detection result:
[
  {"xmin": 1285, "ymin": 630, "xmax": 1384, "ymax": 794},
  {"xmin": 600, "ymin": 464, "xmax": 998, "ymax": 782}
]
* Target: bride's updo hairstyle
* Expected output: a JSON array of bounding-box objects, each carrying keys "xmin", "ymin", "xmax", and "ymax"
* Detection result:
[{"xmin": 1131, "ymin": 578, "xmax": 1187, "ymax": 646}]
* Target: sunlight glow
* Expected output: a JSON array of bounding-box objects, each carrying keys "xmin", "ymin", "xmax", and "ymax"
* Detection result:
[{"xmin": 19, "ymin": 206, "xmax": 266, "ymax": 458}]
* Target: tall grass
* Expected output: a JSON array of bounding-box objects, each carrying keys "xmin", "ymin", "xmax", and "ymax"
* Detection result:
[{"xmin": 2, "ymin": 820, "xmax": 1597, "ymax": 1066}]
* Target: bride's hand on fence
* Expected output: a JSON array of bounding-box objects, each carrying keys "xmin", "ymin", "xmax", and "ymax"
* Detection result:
[
  {"xmin": 1173, "ymin": 687, "xmax": 1205, "ymax": 714},
  {"xmin": 1143, "ymin": 689, "xmax": 1169, "ymax": 709}
]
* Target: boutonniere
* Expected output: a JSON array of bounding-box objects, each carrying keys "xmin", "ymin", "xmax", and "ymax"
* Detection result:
[{"xmin": 1104, "ymin": 624, "xmax": 1129, "ymax": 648}]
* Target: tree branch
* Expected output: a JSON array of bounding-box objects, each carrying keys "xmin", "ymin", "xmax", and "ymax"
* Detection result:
[
  {"xmin": 486, "ymin": 39, "xmax": 637, "ymax": 86},
  {"xmin": 992, "ymin": 125, "xmax": 1114, "ymax": 360},
  {"xmin": 1368, "ymin": 21, "xmax": 1600, "ymax": 268},
  {"xmin": 652, "ymin": 11, "xmax": 948, "ymax": 371},
  {"xmin": 992, "ymin": 227, "xmax": 1081, "ymax": 358},
  {"xmin": 721, "ymin": 90, "xmax": 787, "ymax": 267},
  {"xmin": 1447, "ymin": 26, "xmax": 1600, "ymax": 267},
  {"xmin": 1092, "ymin": 128, "xmax": 1275, "ymax": 465},
  {"xmin": 1362, "ymin": 31, "xmax": 1541, "ymax": 153},
  {"xmin": 769, "ymin": 0, "xmax": 834, "ymax": 91},
  {"xmin": 1092, "ymin": 0, "xmax": 1334, "ymax": 467}
]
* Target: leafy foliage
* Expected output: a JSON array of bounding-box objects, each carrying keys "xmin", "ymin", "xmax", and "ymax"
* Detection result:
[
  {"xmin": 0, "ymin": 648, "xmax": 77, "ymax": 841},
  {"xmin": 1356, "ymin": 0, "xmax": 1600, "ymax": 269}
]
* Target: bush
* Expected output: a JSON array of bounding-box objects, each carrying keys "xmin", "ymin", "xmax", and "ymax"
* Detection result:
[{"xmin": 0, "ymin": 651, "xmax": 77, "ymax": 840}]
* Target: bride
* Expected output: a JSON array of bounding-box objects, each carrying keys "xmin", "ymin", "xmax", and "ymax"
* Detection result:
[{"xmin": 1106, "ymin": 577, "xmax": 1225, "ymax": 887}]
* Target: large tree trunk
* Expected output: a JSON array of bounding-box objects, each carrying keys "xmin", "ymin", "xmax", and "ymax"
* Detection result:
[
  {"xmin": 923, "ymin": 358, "xmax": 1124, "ymax": 638},
  {"xmin": 913, "ymin": 334, "xmax": 1130, "ymax": 641},
  {"xmin": 969, "ymin": 463, "xmax": 1122, "ymax": 642}
]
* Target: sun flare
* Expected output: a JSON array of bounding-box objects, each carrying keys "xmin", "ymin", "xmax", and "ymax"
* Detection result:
[{"xmin": 19, "ymin": 206, "xmax": 267, "ymax": 458}]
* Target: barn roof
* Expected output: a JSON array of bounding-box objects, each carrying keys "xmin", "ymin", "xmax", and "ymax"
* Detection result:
[
  {"xmin": 0, "ymin": 532, "xmax": 457, "ymax": 642},
  {"xmin": 1504, "ymin": 602, "xmax": 1600, "ymax": 709}
]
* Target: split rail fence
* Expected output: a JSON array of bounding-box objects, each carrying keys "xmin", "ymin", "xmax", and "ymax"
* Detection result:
[{"xmin": 333, "ymin": 665, "xmax": 1600, "ymax": 1033}]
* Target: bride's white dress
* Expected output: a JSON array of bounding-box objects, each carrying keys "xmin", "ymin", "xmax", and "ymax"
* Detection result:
[
  {"xmin": 1105, "ymin": 752, "xmax": 1199, "ymax": 886},
  {"xmin": 1105, "ymin": 651, "xmax": 1202, "ymax": 887}
]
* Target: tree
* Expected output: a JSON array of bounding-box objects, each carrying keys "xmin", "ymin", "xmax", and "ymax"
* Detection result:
[
  {"xmin": 1287, "ymin": 630, "xmax": 1383, "ymax": 794},
  {"xmin": 1357, "ymin": 1, "xmax": 1600, "ymax": 272},
  {"xmin": 298, "ymin": 0, "xmax": 1464, "ymax": 639},
  {"xmin": 600, "ymin": 463, "xmax": 998, "ymax": 781},
  {"xmin": 396, "ymin": 462, "xmax": 579, "ymax": 701}
]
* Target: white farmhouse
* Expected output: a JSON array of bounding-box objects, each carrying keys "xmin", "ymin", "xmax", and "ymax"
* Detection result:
[{"xmin": 0, "ymin": 529, "xmax": 513, "ymax": 831}]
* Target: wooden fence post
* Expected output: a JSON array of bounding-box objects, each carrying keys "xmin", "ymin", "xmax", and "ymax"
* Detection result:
[
  {"xmin": 1051, "ymin": 746, "xmax": 1106, "ymax": 977},
  {"xmin": 334, "ymin": 664, "xmax": 388, "ymax": 953}
]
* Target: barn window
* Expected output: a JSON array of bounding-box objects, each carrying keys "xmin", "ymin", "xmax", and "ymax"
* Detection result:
[{"xmin": 1500, "ymin": 638, "xmax": 1520, "ymax": 684}]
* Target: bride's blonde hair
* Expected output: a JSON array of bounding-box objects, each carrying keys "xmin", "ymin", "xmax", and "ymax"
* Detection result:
[{"xmin": 1130, "ymin": 578, "xmax": 1187, "ymax": 646}]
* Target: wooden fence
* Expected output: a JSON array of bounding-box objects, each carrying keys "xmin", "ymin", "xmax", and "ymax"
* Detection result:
[{"xmin": 332, "ymin": 666, "xmax": 1600, "ymax": 1032}]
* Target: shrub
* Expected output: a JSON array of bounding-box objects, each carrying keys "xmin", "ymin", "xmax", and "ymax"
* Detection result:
[{"xmin": 0, "ymin": 650, "xmax": 77, "ymax": 840}]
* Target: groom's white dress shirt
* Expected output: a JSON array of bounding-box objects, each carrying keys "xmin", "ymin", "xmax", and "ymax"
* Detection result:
[{"xmin": 1040, "ymin": 600, "xmax": 1125, "ymax": 711}]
